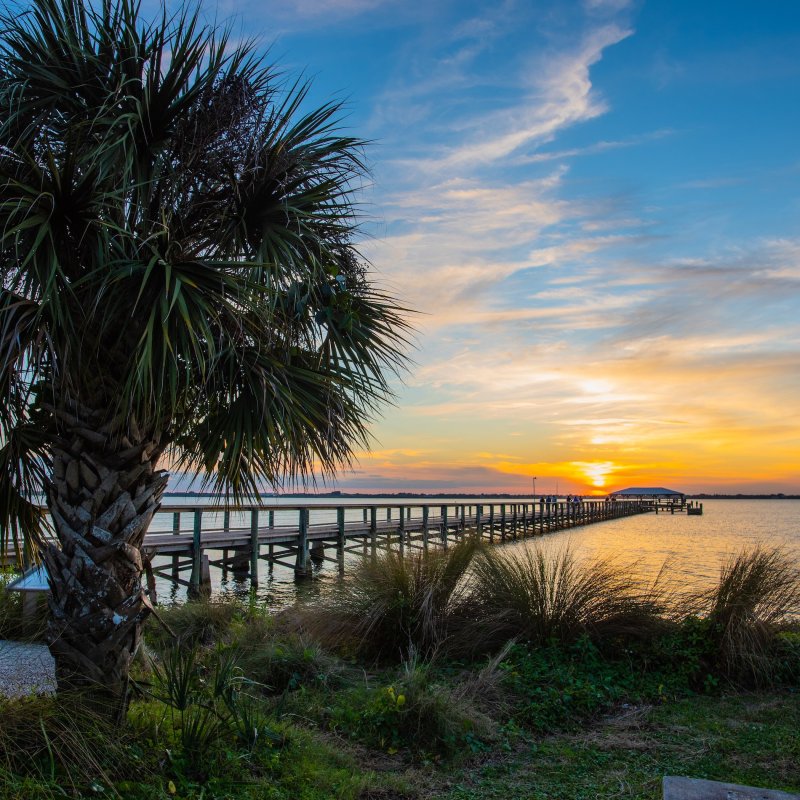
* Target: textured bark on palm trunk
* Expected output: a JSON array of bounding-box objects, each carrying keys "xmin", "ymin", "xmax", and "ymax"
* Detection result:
[{"xmin": 44, "ymin": 398, "xmax": 167, "ymax": 714}]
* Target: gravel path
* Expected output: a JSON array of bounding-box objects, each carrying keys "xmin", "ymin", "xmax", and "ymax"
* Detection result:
[{"xmin": 0, "ymin": 639, "xmax": 56, "ymax": 698}]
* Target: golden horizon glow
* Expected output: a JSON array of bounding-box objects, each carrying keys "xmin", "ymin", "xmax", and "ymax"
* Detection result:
[{"xmin": 334, "ymin": 338, "xmax": 800, "ymax": 495}]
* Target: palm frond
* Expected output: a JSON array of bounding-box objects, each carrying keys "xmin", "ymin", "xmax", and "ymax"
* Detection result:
[
  {"xmin": 0, "ymin": 420, "xmax": 51, "ymax": 563},
  {"xmin": 1, "ymin": 0, "xmax": 411, "ymax": 531},
  {"xmin": 0, "ymin": 291, "xmax": 51, "ymax": 559}
]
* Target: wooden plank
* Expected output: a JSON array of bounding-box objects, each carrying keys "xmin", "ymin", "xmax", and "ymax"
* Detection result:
[{"xmin": 662, "ymin": 777, "xmax": 800, "ymax": 800}]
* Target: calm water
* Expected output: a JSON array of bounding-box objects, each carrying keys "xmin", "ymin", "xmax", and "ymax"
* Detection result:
[
  {"xmin": 536, "ymin": 499, "xmax": 800, "ymax": 584},
  {"xmin": 151, "ymin": 498, "xmax": 800, "ymax": 607}
]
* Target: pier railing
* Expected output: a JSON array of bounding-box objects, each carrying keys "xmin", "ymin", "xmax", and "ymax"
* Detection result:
[{"xmin": 142, "ymin": 498, "xmax": 649, "ymax": 595}]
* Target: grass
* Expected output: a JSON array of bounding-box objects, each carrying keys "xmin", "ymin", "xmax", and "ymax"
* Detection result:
[
  {"xmin": 440, "ymin": 692, "xmax": 800, "ymax": 800},
  {"xmin": 470, "ymin": 544, "xmax": 673, "ymax": 651},
  {"xmin": 699, "ymin": 546, "xmax": 800, "ymax": 685},
  {"xmin": 0, "ymin": 693, "xmax": 148, "ymax": 797},
  {"xmin": 0, "ymin": 544, "xmax": 798, "ymax": 798},
  {"xmin": 298, "ymin": 538, "xmax": 480, "ymax": 661}
]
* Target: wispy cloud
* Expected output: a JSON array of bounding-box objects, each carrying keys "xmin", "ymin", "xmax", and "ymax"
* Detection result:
[
  {"xmin": 248, "ymin": 0, "xmax": 397, "ymax": 21},
  {"xmin": 429, "ymin": 24, "xmax": 633, "ymax": 169},
  {"xmin": 364, "ymin": 16, "xmax": 639, "ymax": 332},
  {"xmin": 678, "ymin": 176, "xmax": 746, "ymax": 190},
  {"xmin": 520, "ymin": 129, "xmax": 675, "ymax": 164},
  {"xmin": 583, "ymin": 0, "xmax": 633, "ymax": 13},
  {"xmin": 289, "ymin": 0, "xmax": 384, "ymax": 13}
]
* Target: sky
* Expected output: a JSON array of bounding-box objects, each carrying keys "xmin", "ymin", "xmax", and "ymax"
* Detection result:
[{"xmin": 188, "ymin": 0, "xmax": 799, "ymax": 495}]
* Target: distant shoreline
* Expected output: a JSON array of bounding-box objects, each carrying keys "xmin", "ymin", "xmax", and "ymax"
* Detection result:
[{"xmin": 162, "ymin": 491, "xmax": 800, "ymax": 500}]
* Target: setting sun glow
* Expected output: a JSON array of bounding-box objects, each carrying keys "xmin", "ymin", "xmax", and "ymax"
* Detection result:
[{"xmin": 576, "ymin": 462, "xmax": 616, "ymax": 489}]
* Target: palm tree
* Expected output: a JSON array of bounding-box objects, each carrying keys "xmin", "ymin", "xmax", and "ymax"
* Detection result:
[{"xmin": 0, "ymin": 0, "xmax": 408, "ymax": 713}]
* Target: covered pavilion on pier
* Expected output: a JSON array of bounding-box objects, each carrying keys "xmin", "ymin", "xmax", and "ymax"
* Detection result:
[{"xmin": 609, "ymin": 487, "xmax": 701, "ymax": 515}]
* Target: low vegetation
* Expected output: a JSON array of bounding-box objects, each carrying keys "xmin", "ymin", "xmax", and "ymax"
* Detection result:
[
  {"xmin": 298, "ymin": 538, "xmax": 481, "ymax": 660},
  {"xmin": 698, "ymin": 546, "xmax": 800, "ymax": 685},
  {"xmin": 470, "ymin": 545, "xmax": 673, "ymax": 648},
  {"xmin": 0, "ymin": 543, "xmax": 798, "ymax": 798}
]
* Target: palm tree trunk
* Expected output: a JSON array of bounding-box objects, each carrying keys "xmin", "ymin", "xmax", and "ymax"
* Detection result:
[{"xmin": 44, "ymin": 399, "xmax": 167, "ymax": 718}]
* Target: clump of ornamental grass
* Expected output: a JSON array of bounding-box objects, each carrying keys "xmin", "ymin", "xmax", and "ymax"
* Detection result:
[
  {"xmin": 471, "ymin": 544, "xmax": 672, "ymax": 650},
  {"xmin": 697, "ymin": 545, "xmax": 800, "ymax": 686},
  {"xmin": 0, "ymin": 694, "xmax": 145, "ymax": 796},
  {"xmin": 298, "ymin": 538, "xmax": 480, "ymax": 662}
]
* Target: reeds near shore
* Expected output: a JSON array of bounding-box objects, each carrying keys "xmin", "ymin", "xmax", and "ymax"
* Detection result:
[
  {"xmin": 300, "ymin": 540, "xmax": 800, "ymax": 686},
  {"xmin": 471, "ymin": 545, "xmax": 672, "ymax": 648},
  {"xmin": 297, "ymin": 538, "xmax": 481, "ymax": 660},
  {"xmin": 298, "ymin": 540, "xmax": 676, "ymax": 661},
  {"xmin": 697, "ymin": 546, "xmax": 800, "ymax": 684}
]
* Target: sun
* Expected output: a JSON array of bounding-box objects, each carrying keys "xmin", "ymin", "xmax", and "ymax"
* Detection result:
[{"xmin": 578, "ymin": 461, "xmax": 616, "ymax": 488}]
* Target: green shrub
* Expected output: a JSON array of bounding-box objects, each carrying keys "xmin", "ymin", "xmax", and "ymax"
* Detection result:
[
  {"xmin": 500, "ymin": 640, "xmax": 624, "ymax": 732},
  {"xmin": 234, "ymin": 625, "xmax": 346, "ymax": 694},
  {"xmin": 643, "ymin": 614, "xmax": 717, "ymax": 692},
  {"xmin": 498, "ymin": 634, "xmax": 702, "ymax": 733},
  {"xmin": 145, "ymin": 642, "xmax": 285, "ymax": 780},
  {"xmin": 319, "ymin": 653, "xmax": 501, "ymax": 758}
]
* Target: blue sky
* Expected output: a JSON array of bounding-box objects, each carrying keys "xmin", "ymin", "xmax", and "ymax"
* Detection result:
[{"xmin": 175, "ymin": 0, "xmax": 800, "ymax": 494}]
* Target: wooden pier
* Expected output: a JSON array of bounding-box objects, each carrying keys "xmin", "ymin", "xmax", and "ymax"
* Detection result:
[
  {"xmin": 650, "ymin": 500, "xmax": 703, "ymax": 515},
  {"xmin": 142, "ymin": 498, "xmax": 650, "ymax": 596}
]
